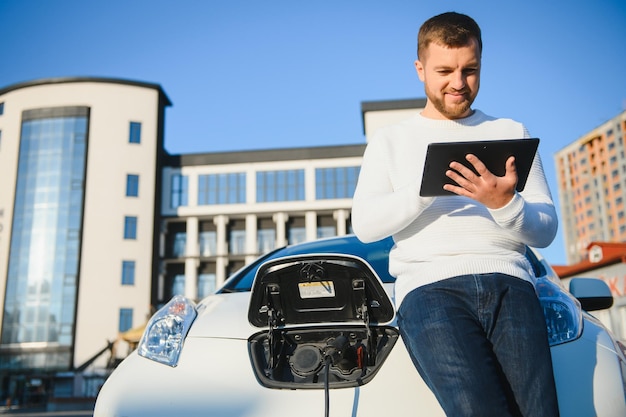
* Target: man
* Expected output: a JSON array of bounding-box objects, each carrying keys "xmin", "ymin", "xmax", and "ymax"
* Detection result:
[{"xmin": 351, "ymin": 12, "xmax": 560, "ymax": 417}]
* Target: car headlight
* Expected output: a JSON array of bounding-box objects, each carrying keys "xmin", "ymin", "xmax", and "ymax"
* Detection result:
[
  {"xmin": 536, "ymin": 278, "xmax": 583, "ymax": 346},
  {"xmin": 138, "ymin": 295, "xmax": 197, "ymax": 367}
]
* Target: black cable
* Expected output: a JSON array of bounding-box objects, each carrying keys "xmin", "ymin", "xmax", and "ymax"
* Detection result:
[{"xmin": 324, "ymin": 355, "xmax": 331, "ymax": 417}]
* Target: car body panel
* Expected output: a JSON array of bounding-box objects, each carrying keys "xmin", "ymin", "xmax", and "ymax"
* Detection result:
[
  {"xmin": 94, "ymin": 336, "xmax": 444, "ymax": 417},
  {"xmin": 551, "ymin": 316, "xmax": 626, "ymax": 417},
  {"xmin": 187, "ymin": 293, "xmax": 258, "ymax": 339},
  {"xmin": 94, "ymin": 236, "xmax": 626, "ymax": 416}
]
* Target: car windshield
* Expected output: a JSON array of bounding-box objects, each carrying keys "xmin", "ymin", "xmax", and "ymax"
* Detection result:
[{"xmin": 219, "ymin": 235, "xmax": 395, "ymax": 292}]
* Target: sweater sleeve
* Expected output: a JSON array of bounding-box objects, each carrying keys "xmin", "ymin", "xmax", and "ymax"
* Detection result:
[
  {"xmin": 351, "ymin": 133, "xmax": 434, "ymax": 243},
  {"xmin": 488, "ymin": 149, "xmax": 558, "ymax": 248}
]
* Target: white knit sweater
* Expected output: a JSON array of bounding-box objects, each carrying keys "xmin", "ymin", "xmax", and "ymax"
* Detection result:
[{"xmin": 351, "ymin": 110, "xmax": 558, "ymax": 307}]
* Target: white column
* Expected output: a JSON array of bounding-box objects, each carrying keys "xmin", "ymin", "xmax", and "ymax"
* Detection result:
[
  {"xmin": 185, "ymin": 217, "xmax": 199, "ymax": 300},
  {"xmin": 214, "ymin": 215, "xmax": 229, "ymax": 256},
  {"xmin": 216, "ymin": 257, "xmax": 228, "ymax": 287},
  {"xmin": 187, "ymin": 171, "xmax": 198, "ymax": 207},
  {"xmin": 184, "ymin": 258, "xmax": 198, "ymax": 300},
  {"xmin": 273, "ymin": 212, "xmax": 288, "ymax": 247},
  {"xmin": 245, "ymin": 214, "xmax": 258, "ymax": 264},
  {"xmin": 186, "ymin": 217, "xmax": 199, "ymax": 257},
  {"xmin": 214, "ymin": 215, "xmax": 229, "ymax": 285},
  {"xmin": 333, "ymin": 209, "xmax": 348, "ymax": 236},
  {"xmin": 304, "ymin": 166, "xmax": 316, "ymax": 201},
  {"xmin": 305, "ymin": 211, "xmax": 317, "ymax": 242},
  {"xmin": 157, "ymin": 262, "xmax": 165, "ymax": 302}
]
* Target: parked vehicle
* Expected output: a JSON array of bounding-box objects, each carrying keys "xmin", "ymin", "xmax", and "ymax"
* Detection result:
[{"xmin": 94, "ymin": 235, "xmax": 626, "ymax": 417}]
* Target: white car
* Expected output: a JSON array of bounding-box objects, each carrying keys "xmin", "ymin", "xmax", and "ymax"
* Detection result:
[{"xmin": 94, "ymin": 236, "xmax": 626, "ymax": 417}]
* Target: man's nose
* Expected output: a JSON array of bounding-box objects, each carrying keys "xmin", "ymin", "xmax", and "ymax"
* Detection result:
[{"xmin": 450, "ymin": 72, "xmax": 466, "ymax": 90}]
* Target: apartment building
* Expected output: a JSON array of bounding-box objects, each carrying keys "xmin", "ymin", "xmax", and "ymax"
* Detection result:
[{"xmin": 554, "ymin": 110, "xmax": 626, "ymax": 263}]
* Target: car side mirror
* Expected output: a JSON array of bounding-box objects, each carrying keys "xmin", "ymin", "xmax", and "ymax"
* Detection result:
[{"xmin": 569, "ymin": 278, "xmax": 613, "ymax": 311}]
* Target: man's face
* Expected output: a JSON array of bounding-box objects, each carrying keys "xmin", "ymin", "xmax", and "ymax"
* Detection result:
[{"xmin": 415, "ymin": 38, "xmax": 481, "ymax": 120}]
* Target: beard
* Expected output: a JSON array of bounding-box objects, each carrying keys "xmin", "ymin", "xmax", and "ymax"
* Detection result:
[{"xmin": 425, "ymin": 87, "xmax": 478, "ymax": 119}]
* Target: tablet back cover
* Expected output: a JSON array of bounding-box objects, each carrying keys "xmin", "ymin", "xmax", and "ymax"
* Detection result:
[{"xmin": 419, "ymin": 138, "xmax": 539, "ymax": 197}]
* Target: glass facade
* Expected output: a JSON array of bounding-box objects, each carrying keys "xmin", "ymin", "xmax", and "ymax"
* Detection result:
[
  {"xmin": 172, "ymin": 275, "xmax": 185, "ymax": 296},
  {"xmin": 257, "ymin": 229, "xmax": 276, "ymax": 254},
  {"xmin": 198, "ymin": 173, "xmax": 246, "ymax": 205},
  {"xmin": 229, "ymin": 230, "xmax": 246, "ymax": 254},
  {"xmin": 315, "ymin": 166, "xmax": 360, "ymax": 199},
  {"xmin": 197, "ymin": 274, "xmax": 216, "ymax": 299},
  {"xmin": 172, "ymin": 232, "xmax": 186, "ymax": 257},
  {"xmin": 199, "ymin": 231, "xmax": 216, "ymax": 257},
  {"xmin": 170, "ymin": 174, "xmax": 188, "ymax": 208},
  {"xmin": 1, "ymin": 107, "xmax": 89, "ymax": 371},
  {"xmin": 256, "ymin": 169, "xmax": 304, "ymax": 202}
]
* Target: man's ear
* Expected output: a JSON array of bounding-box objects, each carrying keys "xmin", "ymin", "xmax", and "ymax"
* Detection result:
[{"xmin": 414, "ymin": 59, "xmax": 425, "ymax": 82}]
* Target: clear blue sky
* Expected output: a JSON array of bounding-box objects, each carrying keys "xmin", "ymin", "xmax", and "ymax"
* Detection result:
[{"xmin": 1, "ymin": 0, "xmax": 625, "ymax": 265}]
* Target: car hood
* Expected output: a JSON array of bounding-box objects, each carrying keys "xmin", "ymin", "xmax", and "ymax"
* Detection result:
[{"xmin": 187, "ymin": 292, "xmax": 258, "ymax": 339}]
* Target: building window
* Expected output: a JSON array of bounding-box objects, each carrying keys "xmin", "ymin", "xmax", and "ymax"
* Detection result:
[
  {"xmin": 129, "ymin": 121, "xmax": 141, "ymax": 144},
  {"xmin": 230, "ymin": 230, "xmax": 246, "ymax": 254},
  {"xmin": 229, "ymin": 230, "xmax": 246, "ymax": 255},
  {"xmin": 124, "ymin": 216, "xmax": 138, "ymax": 239},
  {"xmin": 121, "ymin": 261, "xmax": 136, "ymax": 285},
  {"xmin": 0, "ymin": 102, "xmax": 4, "ymax": 115},
  {"xmin": 287, "ymin": 227, "xmax": 305, "ymax": 245},
  {"xmin": 173, "ymin": 232, "xmax": 186, "ymax": 257},
  {"xmin": 171, "ymin": 174, "xmax": 188, "ymax": 208},
  {"xmin": 172, "ymin": 275, "xmax": 185, "ymax": 296},
  {"xmin": 119, "ymin": 308, "xmax": 133, "ymax": 332},
  {"xmin": 198, "ymin": 173, "xmax": 246, "ymax": 205},
  {"xmin": 198, "ymin": 273, "xmax": 216, "ymax": 299},
  {"xmin": 256, "ymin": 169, "xmax": 304, "ymax": 202},
  {"xmin": 315, "ymin": 166, "xmax": 360, "ymax": 199},
  {"xmin": 199, "ymin": 231, "xmax": 217, "ymax": 257},
  {"xmin": 287, "ymin": 217, "xmax": 306, "ymax": 245},
  {"xmin": 317, "ymin": 215, "xmax": 336, "ymax": 239},
  {"xmin": 257, "ymin": 229, "xmax": 276, "ymax": 254},
  {"xmin": 126, "ymin": 174, "xmax": 139, "ymax": 197}
]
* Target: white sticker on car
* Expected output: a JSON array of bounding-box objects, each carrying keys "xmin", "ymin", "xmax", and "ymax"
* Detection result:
[{"xmin": 298, "ymin": 281, "xmax": 336, "ymax": 298}]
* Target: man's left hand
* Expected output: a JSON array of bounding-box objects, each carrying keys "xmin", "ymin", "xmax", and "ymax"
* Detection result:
[{"xmin": 443, "ymin": 154, "xmax": 517, "ymax": 209}]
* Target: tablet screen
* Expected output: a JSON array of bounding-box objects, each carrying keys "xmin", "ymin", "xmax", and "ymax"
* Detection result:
[{"xmin": 419, "ymin": 138, "xmax": 539, "ymax": 197}]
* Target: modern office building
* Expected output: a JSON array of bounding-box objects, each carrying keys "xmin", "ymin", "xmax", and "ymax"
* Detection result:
[
  {"xmin": 156, "ymin": 97, "xmax": 426, "ymax": 308},
  {"xmin": 554, "ymin": 110, "xmax": 626, "ymax": 264},
  {"xmin": 158, "ymin": 146, "xmax": 363, "ymax": 306},
  {"xmin": 0, "ymin": 76, "xmax": 425, "ymax": 406},
  {"xmin": 0, "ymin": 77, "xmax": 170, "ymax": 403}
]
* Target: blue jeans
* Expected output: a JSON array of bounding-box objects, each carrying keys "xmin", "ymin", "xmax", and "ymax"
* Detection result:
[{"xmin": 397, "ymin": 273, "xmax": 560, "ymax": 417}]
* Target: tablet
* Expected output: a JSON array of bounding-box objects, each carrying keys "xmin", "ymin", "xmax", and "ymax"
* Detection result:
[{"xmin": 419, "ymin": 138, "xmax": 539, "ymax": 197}]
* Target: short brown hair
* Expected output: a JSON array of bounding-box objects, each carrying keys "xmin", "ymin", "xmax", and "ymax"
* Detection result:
[{"xmin": 417, "ymin": 12, "xmax": 482, "ymax": 60}]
